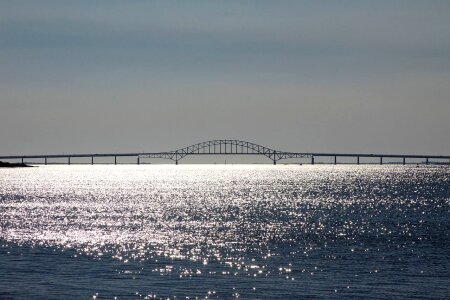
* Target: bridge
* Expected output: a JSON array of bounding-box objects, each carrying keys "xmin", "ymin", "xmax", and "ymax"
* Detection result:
[{"xmin": 0, "ymin": 139, "xmax": 449, "ymax": 165}]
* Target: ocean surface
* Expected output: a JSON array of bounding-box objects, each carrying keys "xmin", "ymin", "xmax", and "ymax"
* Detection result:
[{"xmin": 0, "ymin": 165, "xmax": 449, "ymax": 299}]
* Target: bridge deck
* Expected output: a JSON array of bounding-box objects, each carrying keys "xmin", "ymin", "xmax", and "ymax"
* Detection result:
[{"xmin": 0, "ymin": 140, "xmax": 449, "ymax": 164}]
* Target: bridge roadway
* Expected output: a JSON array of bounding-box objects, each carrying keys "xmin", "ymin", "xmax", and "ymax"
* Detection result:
[{"xmin": 0, "ymin": 139, "xmax": 449, "ymax": 165}]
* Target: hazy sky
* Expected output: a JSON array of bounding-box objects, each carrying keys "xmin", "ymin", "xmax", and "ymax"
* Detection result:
[{"xmin": 1, "ymin": 0, "xmax": 449, "ymax": 156}]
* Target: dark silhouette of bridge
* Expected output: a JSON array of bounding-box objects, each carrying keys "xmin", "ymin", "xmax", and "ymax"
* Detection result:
[
  {"xmin": 1, "ymin": 139, "xmax": 449, "ymax": 165},
  {"xmin": 139, "ymin": 139, "xmax": 308, "ymax": 164}
]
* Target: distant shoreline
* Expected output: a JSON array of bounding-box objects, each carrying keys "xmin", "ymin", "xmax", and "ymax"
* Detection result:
[{"xmin": 0, "ymin": 161, "xmax": 32, "ymax": 168}]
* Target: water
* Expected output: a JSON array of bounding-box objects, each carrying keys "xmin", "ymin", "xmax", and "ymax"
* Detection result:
[{"xmin": 0, "ymin": 165, "xmax": 449, "ymax": 299}]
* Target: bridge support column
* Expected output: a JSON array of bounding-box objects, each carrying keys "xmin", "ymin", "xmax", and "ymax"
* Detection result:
[
  {"xmin": 311, "ymin": 156, "xmax": 315, "ymax": 165},
  {"xmin": 137, "ymin": 157, "xmax": 140, "ymax": 165},
  {"xmin": 91, "ymin": 156, "xmax": 94, "ymax": 165},
  {"xmin": 68, "ymin": 157, "xmax": 71, "ymax": 165},
  {"xmin": 403, "ymin": 157, "xmax": 406, "ymax": 165},
  {"xmin": 176, "ymin": 160, "xmax": 178, "ymax": 165},
  {"xmin": 426, "ymin": 158, "xmax": 429, "ymax": 165},
  {"xmin": 21, "ymin": 157, "xmax": 24, "ymax": 164},
  {"xmin": 380, "ymin": 157, "xmax": 383, "ymax": 165},
  {"xmin": 357, "ymin": 156, "xmax": 360, "ymax": 165},
  {"xmin": 45, "ymin": 157, "xmax": 47, "ymax": 165},
  {"xmin": 334, "ymin": 156, "xmax": 337, "ymax": 165},
  {"xmin": 114, "ymin": 156, "xmax": 117, "ymax": 165},
  {"xmin": 273, "ymin": 159, "xmax": 276, "ymax": 165}
]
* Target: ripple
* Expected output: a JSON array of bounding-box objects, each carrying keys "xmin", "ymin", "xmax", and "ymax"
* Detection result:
[{"xmin": 1, "ymin": 165, "xmax": 449, "ymax": 299}]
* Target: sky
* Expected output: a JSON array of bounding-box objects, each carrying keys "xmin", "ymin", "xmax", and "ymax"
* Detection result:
[{"xmin": 1, "ymin": 0, "xmax": 449, "ymax": 158}]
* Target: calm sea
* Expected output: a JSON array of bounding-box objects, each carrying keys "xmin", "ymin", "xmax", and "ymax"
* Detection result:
[{"xmin": 0, "ymin": 165, "xmax": 449, "ymax": 299}]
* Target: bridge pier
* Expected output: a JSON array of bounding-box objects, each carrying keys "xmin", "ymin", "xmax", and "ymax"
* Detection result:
[
  {"xmin": 334, "ymin": 156, "xmax": 337, "ymax": 165},
  {"xmin": 380, "ymin": 157, "xmax": 383, "ymax": 165},
  {"xmin": 45, "ymin": 157, "xmax": 47, "ymax": 165},
  {"xmin": 114, "ymin": 156, "xmax": 117, "ymax": 165},
  {"xmin": 403, "ymin": 157, "xmax": 406, "ymax": 165},
  {"xmin": 357, "ymin": 156, "xmax": 360, "ymax": 165},
  {"xmin": 176, "ymin": 160, "xmax": 178, "ymax": 165},
  {"xmin": 21, "ymin": 157, "xmax": 24, "ymax": 164},
  {"xmin": 311, "ymin": 156, "xmax": 315, "ymax": 165},
  {"xmin": 68, "ymin": 157, "xmax": 71, "ymax": 165},
  {"xmin": 137, "ymin": 157, "xmax": 140, "ymax": 165},
  {"xmin": 91, "ymin": 156, "xmax": 94, "ymax": 165}
]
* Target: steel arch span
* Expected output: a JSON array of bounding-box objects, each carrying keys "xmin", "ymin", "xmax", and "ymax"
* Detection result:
[{"xmin": 138, "ymin": 139, "xmax": 311, "ymax": 164}]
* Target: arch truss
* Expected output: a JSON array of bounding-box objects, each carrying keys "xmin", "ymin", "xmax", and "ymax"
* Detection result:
[{"xmin": 139, "ymin": 139, "xmax": 311, "ymax": 164}]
